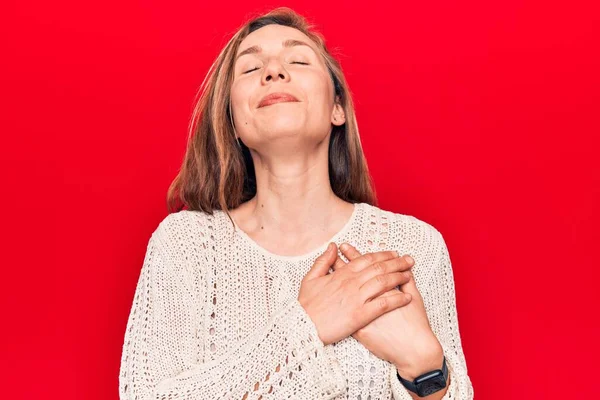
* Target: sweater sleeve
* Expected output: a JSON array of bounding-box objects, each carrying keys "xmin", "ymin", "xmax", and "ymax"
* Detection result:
[
  {"xmin": 389, "ymin": 230, "xmax": 474, "ymax": 400},
  {"xmin": 119, "ymin": 231, "xmax": 347, "ymax": 400}
]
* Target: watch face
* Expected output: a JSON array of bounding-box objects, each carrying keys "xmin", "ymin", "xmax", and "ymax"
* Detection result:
[{"xmin": 417, "ymin": 377, "xmax": 447, "ymax": 396}]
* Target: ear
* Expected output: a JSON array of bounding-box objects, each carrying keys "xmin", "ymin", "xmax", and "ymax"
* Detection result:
[{"xmin": 331, "ymin": 96, "xmax": 346, "ymax": 126}]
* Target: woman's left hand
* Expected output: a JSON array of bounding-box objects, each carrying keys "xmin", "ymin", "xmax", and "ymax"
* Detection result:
[{"xmin": 334, "ymin": 243, "xmax": 444, "ymax": 380}]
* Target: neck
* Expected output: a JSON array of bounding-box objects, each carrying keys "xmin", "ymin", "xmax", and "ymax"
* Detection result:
[
  {"xmin": 243, "ymin": 192, "xmax": 347, "ymax": 238},
  {"xmin": 242, "ymin": 134, "xmax": 348, "ymax": 237}
]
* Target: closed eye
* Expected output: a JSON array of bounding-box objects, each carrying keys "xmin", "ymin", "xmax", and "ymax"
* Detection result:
[{"xmin": 243, "ymin": 61, "xmax": 309, "ymax": 75}]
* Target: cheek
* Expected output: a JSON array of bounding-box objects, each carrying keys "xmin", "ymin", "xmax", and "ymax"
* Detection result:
[
  {"xmin": 300, "ymin": 70, "xmax": 333, "ymax": 107},
  {"xmin": 230, "ymin": 81, "xmax": 252, "ymax": 115},
  {"xmin": 229, "ymin": 81, "xmax": 258, "ymax": 134}
]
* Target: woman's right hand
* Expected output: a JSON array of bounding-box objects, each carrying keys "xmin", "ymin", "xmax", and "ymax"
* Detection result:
[{"xmin": 298, "ymin": 242, "xmax": 413, "ymax": 346}]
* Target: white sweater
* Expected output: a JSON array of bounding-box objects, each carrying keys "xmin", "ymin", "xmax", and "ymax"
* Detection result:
[{"xmin": 119, "ymin": 202, "xmax": 474, "ymax": 399}]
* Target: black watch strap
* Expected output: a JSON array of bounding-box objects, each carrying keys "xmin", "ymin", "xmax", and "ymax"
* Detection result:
[{"xmin": 396, "ymin": 356, "xmax": 448, "ymax": 397}]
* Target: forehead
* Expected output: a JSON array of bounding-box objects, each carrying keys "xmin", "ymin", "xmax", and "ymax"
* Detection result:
[{"xmin": 237, "ymin": 25, "xmax": 320, "ymax": 58}]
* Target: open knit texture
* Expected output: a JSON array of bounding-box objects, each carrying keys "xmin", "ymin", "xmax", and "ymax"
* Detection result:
[{"xmin": 119, "ymin": 202, "xmax": 474, "ymax": 399}]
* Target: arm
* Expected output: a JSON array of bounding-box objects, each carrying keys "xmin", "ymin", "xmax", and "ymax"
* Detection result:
[
  {"xmin": 390, "ymin": 229, "xmax": 474, "ymax": 400},
  {"xmin": 119, "ymin": 232, "xmax": 347, "ymax": 400}
]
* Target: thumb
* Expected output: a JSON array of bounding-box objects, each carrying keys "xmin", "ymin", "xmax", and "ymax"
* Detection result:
[{"xmin": 304, "ymin": 242, "xmax": 337, "ymax": 281}]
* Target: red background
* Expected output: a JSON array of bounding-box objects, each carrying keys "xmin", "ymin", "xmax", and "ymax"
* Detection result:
[{"xmin": 1, "ymin": 1, "xmax": 599, "ymax": 398}]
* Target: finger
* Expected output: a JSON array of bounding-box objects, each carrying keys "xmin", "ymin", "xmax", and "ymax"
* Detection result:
[
  {"xmin": 379, "ymin": 287, "xmax": 403, "ymax": 297},
  {"xmin": 330, "ymin": 254, "xmax": 347, "ymax": 272},
  {"xmin": 356, "ymin": 254, "xmax": 415, "ymax": 287},
  {"xmin": 362, "ymin": 292, "xmax": 412, "ymax": 321},
  {"xmin": 304, "ymin": 242, "xmax": 337, "ymax": 281},
  {"xmin": 340, "ymin": 243, "xmax": 398, "ymax": 272},
  {"xmin": 397, "ymin": 267, "xmax": 421, "ymax": 299},
  {"xmin": 359, "ymin": 271, "xmax": 413, "ymax": 302},
  {"xmin": 339, "ymin": 242, "xmax": 362, "ymax": 261}
]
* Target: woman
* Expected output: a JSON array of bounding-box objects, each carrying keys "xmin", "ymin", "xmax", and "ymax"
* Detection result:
[{"xmin": 119, "ymin": 7, "xmax": 474, "ymax": 400}]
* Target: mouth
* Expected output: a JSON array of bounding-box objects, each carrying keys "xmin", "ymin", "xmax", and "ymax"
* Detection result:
[{"xmin": 258, "ymin": 92, "xmax": 300, "ymax": 108}]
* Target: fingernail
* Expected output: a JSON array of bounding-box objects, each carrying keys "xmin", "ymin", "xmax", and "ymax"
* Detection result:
[
  {"xmin": 340, "ymin": 243, "xmax": 349, "ymax": 251},
  {"xmin": 405, "ymin": 256, "xmax": 414, "ymax": 265},
  {"xmin": 393, "ymin": 250, "xmax": 399, "ymax": 257}
]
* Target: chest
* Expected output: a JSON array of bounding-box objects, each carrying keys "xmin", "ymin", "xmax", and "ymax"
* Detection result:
[{"xmin": 189, "ymin": 244, "xmax": 395, "ymax": 399}]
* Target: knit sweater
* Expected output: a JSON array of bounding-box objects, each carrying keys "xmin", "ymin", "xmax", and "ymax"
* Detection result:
[{"xmin": 119, "ymin": 201, "xmax": 474, "ymax": 399}]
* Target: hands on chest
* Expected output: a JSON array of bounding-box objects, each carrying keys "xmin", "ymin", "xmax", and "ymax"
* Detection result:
[{"xmin": 297, "ymin": 242, "xmax": 443, "ymax": 381}]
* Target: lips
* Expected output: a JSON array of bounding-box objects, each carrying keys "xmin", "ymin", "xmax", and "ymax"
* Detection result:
[{"xmin": 258, "ymin": 92, "xmax": 300, "ymax": 108}]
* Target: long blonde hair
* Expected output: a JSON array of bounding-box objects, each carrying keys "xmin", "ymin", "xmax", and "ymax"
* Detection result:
[{"xmin": 167, "ymin": 7, "xmax": 378, "ymax": 226}]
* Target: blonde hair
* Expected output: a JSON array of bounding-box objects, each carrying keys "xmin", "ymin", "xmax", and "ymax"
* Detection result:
[{"xmin": 167, "ymin": 7, "xmax": 378, "ymax": 226}]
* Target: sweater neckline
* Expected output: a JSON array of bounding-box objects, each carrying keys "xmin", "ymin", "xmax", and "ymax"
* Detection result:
[{"xmin": 228, "ymin": 202, "xmax": 362, "ymax": 262}]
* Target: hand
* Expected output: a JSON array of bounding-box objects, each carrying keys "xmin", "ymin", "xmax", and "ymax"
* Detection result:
[
  {"xmin": 336, "ymin": 243, "xmax": 444, "ymax": 380},
  {"xmin": 298, "ymin": 242, "xmax": 413, "ymax": 346}
]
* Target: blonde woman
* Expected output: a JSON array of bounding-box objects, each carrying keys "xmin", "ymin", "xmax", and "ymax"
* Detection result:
[{"xmin": 119, "ymin": 7, "xmax": 474, "ymax": 400}]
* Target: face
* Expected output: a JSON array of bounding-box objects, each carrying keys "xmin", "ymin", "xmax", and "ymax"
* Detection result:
[{"xmin": 230, "ymin": 24, "xmax": 345, "ymax": 151}]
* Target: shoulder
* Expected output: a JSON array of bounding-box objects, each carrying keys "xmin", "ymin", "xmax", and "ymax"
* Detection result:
[
  {"xmin": 364, "ymin": 202, "xmax": 444, "ymax": 247},
  {"xmin": 152, "ymin": 209, "xmax": 219, "ymax": 242},
  {"xmin": 147, "ymin": 209, "xmax": 223, "ymax": 268},
  {"xmin": 363, "ymin": 203, "xmax": 447, "ymax": 281}
]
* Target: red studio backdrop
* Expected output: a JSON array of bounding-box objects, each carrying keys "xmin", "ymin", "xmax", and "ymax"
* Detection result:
[{"xmin": 1, "ymin": 1, "xmax": 598, "ymax": 399}]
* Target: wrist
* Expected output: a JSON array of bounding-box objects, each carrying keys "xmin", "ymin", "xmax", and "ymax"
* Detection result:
[{"xmin": 394, "ymin": 348, "xmax": 445, "ymax": 381}]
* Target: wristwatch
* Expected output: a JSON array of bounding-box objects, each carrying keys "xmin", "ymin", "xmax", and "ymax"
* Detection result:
[{"xmin": 396, "ymin": 356, "xmax": 448, "ymax": 397}]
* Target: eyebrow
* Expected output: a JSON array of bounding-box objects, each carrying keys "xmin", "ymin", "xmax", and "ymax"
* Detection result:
[{"xmin": 235, "ymin": 39, "xmax": 316, "ymax": 62}]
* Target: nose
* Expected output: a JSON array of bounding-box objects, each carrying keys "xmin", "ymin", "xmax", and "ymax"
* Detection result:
[{"xmin": 261, "ymin": 59, "xmax": 290, "ymax": 84}]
